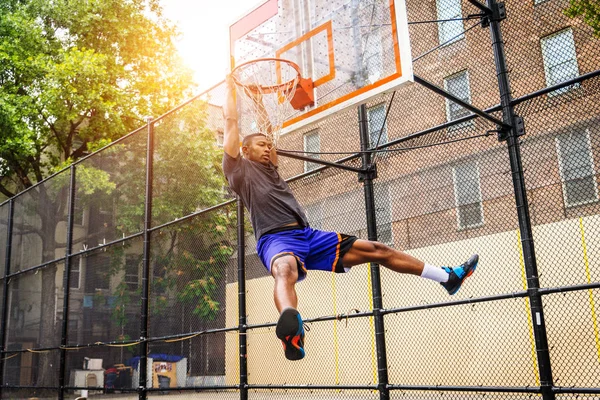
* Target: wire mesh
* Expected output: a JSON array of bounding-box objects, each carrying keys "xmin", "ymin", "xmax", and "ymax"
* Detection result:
[
  {"xmin": 0, "ymin": 202, "xmax": 7, "ymax": 276},
  {"xmin": 148, "ymin": 204, "xmax": 237, "ymax": 336},
  {"xmin": 1, "ymin": 348, "xmax": 60, "ymax": 388},
  {"xmin": 147, "ymin": 205, "xmax": 238, "ymax": 390},
  {"xmin": 5, "ymin": 262, "xmax": 63, "ymax": 349},
  {"xmin": 386, "ymin": 299, "xmax": 538, "ymax": 387},
  {"xmin": 147, "ymin": 334, "xmax": 234, "ymax": 390},
  {"xmin": 64, "ymin": 346, "xmax": 139, "ymax": 396},
  {"xmin": 0, "ymin": 0, "xmax": 600, "ymax": 398},
  {"xmin": 146, "ymin": 390, "xmax": 240, "ymax": 400},
  {"xmin": 1, "ymin": 388, "xmax": 58, "ymax": 399},
  {"xmin": 73, "ymin": 131, "xmax": 147, "ymax": 254},
  {"xmin": 152, "ymin": 98, "xmax": 229, "ymax": 228},
  {"xmin": 389, "ymin": 393, "xmax": 542, "ymax": 400},
  {"xmin": 246, "ymin": 389, "xmax": 379, "ymax": 399},
  {"xmin": 67, "ymin": 237, "xmax": 143, "ymax": 347},
  {"xmin": 504, "ymin": 0, "xmax": 600, "ymax": 99},
  {"xmin": 10, "ymin": 169, "xmax": 70, "ymax": 271},
  {"xmin": 544, "ymin": 290, "xmax": 600, "ymax": 388}
]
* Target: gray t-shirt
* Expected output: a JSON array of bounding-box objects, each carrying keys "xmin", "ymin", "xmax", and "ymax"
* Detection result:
[{"xmin": 222, "ymin": 153, "xmax": 308, "ymax": 240}]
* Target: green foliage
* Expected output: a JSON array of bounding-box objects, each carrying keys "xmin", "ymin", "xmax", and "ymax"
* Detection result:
[
  {"xmin": 565, "ymin": 0, "xmax": 600, "ymax": 37},
  {"xmin": 0, "ymin": 0, "xmax": 194, "ymax": 197}
]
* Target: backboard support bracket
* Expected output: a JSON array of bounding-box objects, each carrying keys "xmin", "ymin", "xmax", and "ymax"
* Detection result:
[
  {"xmin": 498, "ymin": 115, "xmax": 525, "ymax": 141},
  {"xmin": 413, "ymin": 75, "xmax": 511, "ymax": 131},
  {"xmin": 358, "ymin": 163, "xmax": 378, "ymax": 183},
  {"xmin": 481, "ymin": 1, "xmax": 506, "ymax": 28}
]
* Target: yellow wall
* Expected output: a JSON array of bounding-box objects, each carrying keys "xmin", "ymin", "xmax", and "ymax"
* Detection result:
[{"xmin": 225, "ymin": 215, "xmax": 600, "ymax": 387}]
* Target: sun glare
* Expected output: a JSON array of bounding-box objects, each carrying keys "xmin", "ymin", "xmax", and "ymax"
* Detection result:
[{"xmin": 161, "ymin": 0, "xmax": 256, "ymax": 93}]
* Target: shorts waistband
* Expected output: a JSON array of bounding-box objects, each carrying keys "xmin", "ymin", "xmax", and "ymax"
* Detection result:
[{"xmin": 262, "ymin": 224, "xmax": 306, "ymax": 237}]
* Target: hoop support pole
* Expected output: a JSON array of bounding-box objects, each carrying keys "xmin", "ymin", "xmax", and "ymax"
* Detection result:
[
  {"xmin": 414, "ymin": 75, "xmax": 510, "ymax": 130},
  {"xmin": 277, "ymin": 150, "xmax": 363, "ymax": 174}
]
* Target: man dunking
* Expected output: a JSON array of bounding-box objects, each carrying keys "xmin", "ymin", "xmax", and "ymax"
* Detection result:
[{"xmin": 222, "ymin": 76, "xmax": 478, "ymax": 361}]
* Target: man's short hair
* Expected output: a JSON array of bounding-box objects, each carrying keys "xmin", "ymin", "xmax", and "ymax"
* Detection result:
[{"xmin": 242, "ymin": 133, "xmax": 268, "ymax": 147}]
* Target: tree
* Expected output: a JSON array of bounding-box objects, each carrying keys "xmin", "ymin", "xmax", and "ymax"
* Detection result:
[
  {"xmin": 0, "ymin": 0, "xmax": 195, "ymax": 386},
  {"xmin": 0, "ymin": 0, "xmax": 194, "ymax": 198},
  {"xmin": 565, "ymin": 0, "xmax": 600, "ymax": 37}
]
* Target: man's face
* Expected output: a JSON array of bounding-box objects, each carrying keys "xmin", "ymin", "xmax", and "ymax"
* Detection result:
[{"xmin": 243, "ymin": 136, "xmax": 273, "ymax": 165}]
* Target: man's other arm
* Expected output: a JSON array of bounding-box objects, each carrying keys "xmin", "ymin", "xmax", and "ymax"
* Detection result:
[{"xmin": 223, "ymin": 76, "xmax": 240, "ymax": 159}]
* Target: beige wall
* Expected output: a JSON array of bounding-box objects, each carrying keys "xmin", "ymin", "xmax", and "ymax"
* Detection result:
[{"xmin": 225, "ymin": 214, "xmax": 600, "ymax": 386}]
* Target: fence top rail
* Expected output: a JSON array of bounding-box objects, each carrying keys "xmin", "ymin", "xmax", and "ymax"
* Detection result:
[
  {"xmin": 1, "ymin": 80, "xmax": 225, "ymax": 204},
  {"xmin": 3, "ymin": 64, "xmax": 599, "ymax": 206}
]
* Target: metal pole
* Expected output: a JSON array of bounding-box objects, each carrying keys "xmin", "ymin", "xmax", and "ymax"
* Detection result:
[
  {"xmin": 237, "ymin": 199, "xmax": 248, "ymax": 400},
  {"xmin": 486, "ymin": 1, "xmax": 554, "ymax": 398},
  {"xmin": 358, "ymin": 104, "xmax": 389, "ymax": 400},
  {"xmin": 139, "ymin": 118, "xmax": 154, "ymax": 400},
  {"xmin": 413, "ymin": 75, "xmax": 509, "ymax": 129},
  {"xmin": 0, "ymin": 200, "xmax": 14, "ymax": 398},
  {"xmin": 58, "ymin": 166, "xmax": 77, "ymax": 400}
]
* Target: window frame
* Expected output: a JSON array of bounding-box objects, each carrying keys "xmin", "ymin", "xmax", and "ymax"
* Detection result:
[
  {"xmin": 124, "ymin": 255, "xmax": 140, "ymax": 291},
  {"xmin": 69, "ymin": 257, "xmax": 82, "ymax": 290},
  {"xmin": 541, "ymin": 28, "xmax": 580, "ymax": 96},
  {"xmin": 436, "ymin": 0, "xmax": 465, "ymax": 46},
  {"xmin": 303, "ymin": 130, "xmax": 321, "ymax": 173},
  {"xmin": 555, "ymin": 129, "xmax": 599, "ymax": 208},
  {"xmin": 444, "ymin": 70, "xmax": 474, "ymax": 130},
  {"xmin": 73, "ymin": 190, "xmax": 86, "ymax": 226},
  {"xmin": 452, "ymin": 161, "xmax": 484, "ymax": 230},
  {"xmin": 367, "ymin": 103, "xmax": 388, "ymax": 149}
]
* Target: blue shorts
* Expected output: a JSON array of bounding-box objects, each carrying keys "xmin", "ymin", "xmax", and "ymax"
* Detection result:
[{"xmin": 256, "ymin": 226, "xmax": 358, "ymax": 281}]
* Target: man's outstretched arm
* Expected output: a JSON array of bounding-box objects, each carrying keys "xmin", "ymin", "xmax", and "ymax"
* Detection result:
[{"xmin": 223, "ymin": 76, "xmax": 240, "ymax": 159}]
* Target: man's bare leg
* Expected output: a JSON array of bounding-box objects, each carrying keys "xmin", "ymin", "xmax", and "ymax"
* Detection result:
[
  {"xmin": 271, "ymin": 255, "xmax": 306, "ymax": 360},
  {"xmin": 341, "ymin": 239, "xmax": 425, "ymax": 274},
  {"xmin": 271, "ymin": 255, "xmax": 299, "ymax": 313},
  {"xmin": 341, "ymin": 239, "xmax": 478, "ymax": 295}
]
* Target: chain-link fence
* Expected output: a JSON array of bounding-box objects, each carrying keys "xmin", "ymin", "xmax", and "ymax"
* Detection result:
[{"xmin": 1, "ymin": 0, "xmax": 600, "ymax": 399}]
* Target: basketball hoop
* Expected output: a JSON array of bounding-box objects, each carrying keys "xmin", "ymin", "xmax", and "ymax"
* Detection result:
[{"xmin": 231, "ymin": 58, "xmax": 314, "ymax": 144}]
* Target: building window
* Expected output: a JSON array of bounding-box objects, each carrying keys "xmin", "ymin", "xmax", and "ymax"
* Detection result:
[
  {"xmin": 368, "ymin": 104, "xmax": 388, "ymax": 149},
  {"xmin": 84, "ymin": 255, "xmax": 110, "ymax": 292},
  {"xmin": 374, "ymin": 184, "xmax": 393, "ymax": 245},
  {"xmin": 125, "ymin": 255, "xmax": 140, "ymax": 291},
  {"xmin": 436, "ymin": 0, "xmax": 464, "ymax": 45},
  {"xmin": 453, "ymin": 162, "xmax": 484, "ymax": 229},
  {"xmin": 69, "ymin": 258, "xmax": 82, "ymax": 289},
  {"xmin": 305, "ymin": 202, "xmax": 323, "ymax": 230},
  {"xmin": 541, "ymin": 28, "xmax": 580, "ymax": 96},
  {"xmin": 73, "ymin": 191, "xmax": 85, "ymax": 226},
  {"xmin": 444, "ymin": 70, "xmax": 473, "ymax": 130},
  {"xmin": 304, "ymin": 130, "xmax": 320, "ymax": 172},
  {"xmin": 556, "ymin": 130, "xmax": 598, "ymax": 207}
]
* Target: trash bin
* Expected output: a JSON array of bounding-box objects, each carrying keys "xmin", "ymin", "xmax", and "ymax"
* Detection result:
[{"xmin": 157, "ymin": 375, "xmax": 170, "ymax": 389}]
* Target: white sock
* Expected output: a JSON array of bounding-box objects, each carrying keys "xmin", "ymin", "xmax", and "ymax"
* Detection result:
[{"xmin": 420, "ymin": 264, "xmax": 449, "ymax": 283}]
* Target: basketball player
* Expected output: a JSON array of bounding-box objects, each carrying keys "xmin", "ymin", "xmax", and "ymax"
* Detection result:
[{"xmin": 222, "ymin": 76, "xmax": 478, "ymax": 361}]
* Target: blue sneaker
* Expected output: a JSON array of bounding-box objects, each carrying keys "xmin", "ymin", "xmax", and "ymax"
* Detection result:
[
  {"xmin": 441, "ymin": 254, "xmax": 479, "ymax": 295},
  {"xmin": 276, "ymin": 307, "xmax": 307, "ymax": 361}
]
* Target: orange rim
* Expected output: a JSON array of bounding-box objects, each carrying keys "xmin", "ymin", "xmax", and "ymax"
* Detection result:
[{"xmin": 231, "ymin": 57, "xmax": 301, "ymax": 94}]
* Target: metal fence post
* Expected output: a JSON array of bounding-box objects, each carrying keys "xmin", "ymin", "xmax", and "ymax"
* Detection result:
[
  {"xmin": 58, "ymin": 165, "xmax": 77, "ymax": 400},
  {"xmin": 358, "ymin": 104, "xmax": 389, "ymax": 400},
  {"xmin": 237, "ymin": 199, "xmax": 248, "ymax": 400},
  {"xmin": 139, "ymin": 117, "xmax": 155, "ymax": 400},
  {"xmin": 0, "ymin": 200, "xmax": 14, "ymax": 398},
  {"xmin": 486, "ymin": 0, "xmax": 555, "ymax": 398}
]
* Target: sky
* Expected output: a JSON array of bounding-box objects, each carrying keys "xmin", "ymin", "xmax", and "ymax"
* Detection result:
[{"xmin": 161, "ymin": 0, "xmax": 257, "ymax": 93}]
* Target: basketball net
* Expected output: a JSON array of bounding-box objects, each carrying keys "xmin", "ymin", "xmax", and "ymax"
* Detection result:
[{"xmin": 231, "ymin": 58, "xmax": 301, "ymax": 146}]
